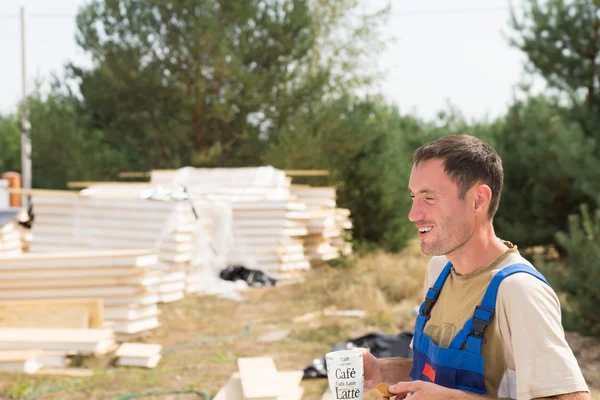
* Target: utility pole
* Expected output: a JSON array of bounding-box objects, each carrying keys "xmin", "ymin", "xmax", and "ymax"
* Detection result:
[{"xmin": 20, "ymin": 6, "xmax": 32, "ymax": 209}]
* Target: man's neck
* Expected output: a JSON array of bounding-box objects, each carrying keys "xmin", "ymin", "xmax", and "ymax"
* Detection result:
[{"xmin": 446, "ymin": 223, "xmax": 508, "ymax": 275}]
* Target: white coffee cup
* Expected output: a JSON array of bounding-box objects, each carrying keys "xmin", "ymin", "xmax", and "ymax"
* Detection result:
[{"xmin": 326, "ymin": 349, "xmax": 364, "ymax": 400}]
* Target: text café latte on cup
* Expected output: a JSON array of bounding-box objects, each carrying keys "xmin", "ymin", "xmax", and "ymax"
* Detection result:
[{"xmin": 326, "ymin": 349, "xmax": 364, "ymax": 400}]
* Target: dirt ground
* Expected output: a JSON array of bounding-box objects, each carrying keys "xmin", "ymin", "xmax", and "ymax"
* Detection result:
[{"xmin": 0, "ymin": 244, "xmax": 598, "ymax": 399}]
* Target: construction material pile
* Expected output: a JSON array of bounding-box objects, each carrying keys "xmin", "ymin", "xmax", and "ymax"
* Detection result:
[
  {"xmin": 0, "ymin": 249, "xmax": 161, "ymax": 340},
  {"xmin": 27, "ymin": 190, "xmax": 204, "ymax": 300},
  {"xmin": 0, "ymin": 221, "xmax": 22, "ymax": 256},
  {"xmin": 290, "ymin": 185, "xmax": 352, "ymax": 263},
  {"xmin": 151, "ymin": 167, "xmax": 313, "ymax": 280}
]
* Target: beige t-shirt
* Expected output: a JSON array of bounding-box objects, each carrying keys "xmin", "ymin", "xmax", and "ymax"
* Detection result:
[{"xmin": 421, "ymin": 243, "xmax": 589, "ymax": 399}]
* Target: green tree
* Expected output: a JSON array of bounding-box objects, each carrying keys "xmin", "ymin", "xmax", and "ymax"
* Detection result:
[
  {"xmin": 264, "ymin": 95, "xmax": 419, "ymax": 252},
  {"xmin": 483, "ymin": 96, "xmax": 593, "ymax": 248},
  {"xmin": 0, "ymin": 115, "xmax": 21, "ymax": 174},
  {"xmin": 509, "ymin": 0, "xmax": 600, "ymax": 198},
  {"xmin": 26, "ymin": 90, "xmax": 122, "ymax": 189},
  {"xmin": 68, "ymin": 0, "xmax": 388, "ymax": 171},
  {"xmin": 537, "ymin": 203, "xmax": 600, "ymax": 337}
]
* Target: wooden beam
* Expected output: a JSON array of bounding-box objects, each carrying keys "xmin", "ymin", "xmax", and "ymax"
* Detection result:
[
  {"xmin": 0, "ymin": 298, "xmax": 103, "ymax": 329},
  {"xmin": 118, "ymin": 172, "xmax": 151, "ymax": 179},
  {"xmin": 67, "ymin": 182, "xmax": 152, "ymax": 189},
  {"xmin": 284, "ymin": 170, "xmax": 330, "ymax": 176},
  {"xmin": 8, "ymin": 188, "xmax": 78, "ymax": 197}
]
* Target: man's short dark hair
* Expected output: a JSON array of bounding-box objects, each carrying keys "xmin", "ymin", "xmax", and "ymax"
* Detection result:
[{"xmin": 413, "ymin": 135, "xmax": 504, "ymax": 219}]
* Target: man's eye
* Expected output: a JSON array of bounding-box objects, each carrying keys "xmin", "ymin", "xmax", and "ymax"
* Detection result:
[{"xmin": 425, "ymin": 197, "xmax": 435, "ymax": 201}]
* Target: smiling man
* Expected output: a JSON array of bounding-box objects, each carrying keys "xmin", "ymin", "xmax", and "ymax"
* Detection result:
[{"xmin": 361, "ymin": 135, "xmax": 590, "ymax": 400}]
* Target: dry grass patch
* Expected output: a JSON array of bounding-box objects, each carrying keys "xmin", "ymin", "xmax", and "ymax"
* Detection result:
[{"xmin": 0, "ymin": 242, "xmax": 598, "ymax": 399}]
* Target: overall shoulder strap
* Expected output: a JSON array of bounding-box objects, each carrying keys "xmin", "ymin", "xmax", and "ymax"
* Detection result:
[
  {"xmin": 415, "ymin": 261, "xmax": 453, "ymax": 332},
  {"xmin": 449, "ymin": 263, "xmax": 550, "ymax": 354}
]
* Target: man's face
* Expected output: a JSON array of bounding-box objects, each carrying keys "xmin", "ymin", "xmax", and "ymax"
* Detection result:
[{"xmin": 408, "ymin": 158, "xmax": 474, "ymax": 256}]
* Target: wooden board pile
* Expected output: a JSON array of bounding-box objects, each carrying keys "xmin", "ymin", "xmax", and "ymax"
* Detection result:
[
  {"xmin": 0, "ymin": 249, "xmax": 161, "ymax": 340},
  {"xmin": 214, "ymin": 357, "xmax": 304, "ymax": 400},
  {"xmin": 151, "ymin": 167, "xmax": 312, "ymax": 280},
  {"xmin": 290, "ymin": 185, "xmax": 352, "ymax": 263},
  {"xmin": 27, "ymin": 189, "xmax": 201, "ymax": 301},
  {"xmin": 0, "ymin": 222, "xmax": 22, "ymax": 256}
]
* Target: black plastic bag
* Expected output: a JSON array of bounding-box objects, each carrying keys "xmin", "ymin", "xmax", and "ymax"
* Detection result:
[
  {"xmin": 302, "ymin": 331, "xmax": 414, "ymax": 379},
  {"xmin": 219, "ymin": 265, "xmax": 277, "ymax": 288}
]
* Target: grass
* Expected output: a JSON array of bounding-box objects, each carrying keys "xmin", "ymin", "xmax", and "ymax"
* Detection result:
[{"xmin": 0, "ymin": 242, "xmax": 597, "ymax": 399}]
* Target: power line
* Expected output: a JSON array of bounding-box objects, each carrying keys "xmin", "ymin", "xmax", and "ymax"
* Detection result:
[
  {"xmin": 0, "ymin": 6, "xmax": 521, "ymax": 21},
  {"xmin": 389, "ymin": 6, "xmax": 519, "ymax": 16},
  {"xmin": 29, "ymin": 13, "xmax": 77, "ymax": 18}
]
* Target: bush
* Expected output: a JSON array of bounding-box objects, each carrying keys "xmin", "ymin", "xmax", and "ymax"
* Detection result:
[{"xmin": 537, "ymin": 202, "xmax": 600, "ymax": 338}]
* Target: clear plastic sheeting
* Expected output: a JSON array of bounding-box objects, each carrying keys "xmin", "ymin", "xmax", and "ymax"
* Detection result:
[{"xmin": 152, "ymin": 167, "xmax": 312, "ymax": 282}]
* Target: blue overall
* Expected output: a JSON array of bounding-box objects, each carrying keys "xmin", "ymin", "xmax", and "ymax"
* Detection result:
[{"xmin": 409, "ymin": 262, "xmax": 551, "ymax": 395}]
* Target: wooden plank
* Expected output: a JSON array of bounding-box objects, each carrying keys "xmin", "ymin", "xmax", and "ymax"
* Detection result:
[
  {"xmin": 118, "ymin": 172, "xmax": 151, "ymax": 178},
  {"xmin": 0, "ymin": 266, "xmax": 144, "ymax": 280},
  {"xmin": 67, "ymin": 181, "xmax": 152, "ymax": 189},
  {"xmin": 232, "ymin": 227, "xmax": 308, "ymax": 237},
  {"xmin": 0, "ymin": 298, "xmax": 103, "ymax": 329},
  {"xmin": 0, "ymin": 350, "xmax": 41, "ymax": 362},
  {"xmin": 232, "ymin": 202, "xmax": 306, "ymax": 211},
  {"xmin": 102, "ymin": 293, "xmax": 158, "ymax": 307},
  {"xmin": 8, "ymin": 188, "xmax": 78, "ymax": 198},
  {"xmin": 118, "ymin": 354, "xmax": 161, "ymax": 368},
  {"xmin": 0, "ymin": 273, "xmax": 160, "ymax": 290},
  {"xmin": 116, "ymin": 343, "xmax": 162, "ymax": 358},
  {"xmin": 106, "ymin": 317, "xmax": 159, "ymax": 334},
  {"xmin": 0, "ymin": 249, "xmax": 158, "ymax": 269},
  {"xmin": 0, "ymin": 286, "xmax": 144, "ymax": 300},
  {"xmin": 213, "ymin": 372, "xmax": 244, "ymax": 400},
  {"xmin": 0, "ymin": 328, "xmax": 112, "ymax": 343},
  {"xmin": 237, "ymin": 357, "xmax": 282, "ymax": 399},
  {"xmin": 214, "ymin": 371, "xmax": 304, "ymax": 400},
  {"xmin": 284, "ymin": 170, "xmax": 330, "ymax": 176},
  {"xmin": 104, "ymin": 304, "xmax": 158, "ymax": 321}
]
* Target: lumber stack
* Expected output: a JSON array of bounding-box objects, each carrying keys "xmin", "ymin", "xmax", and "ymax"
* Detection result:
[
  {"xmin": 0, "ymin": 249, "xmax": 161, "ymax": 339},
  {"xmin": 0, "ymin": 222, "xmax": 22, "ymax": 256},
  {"xmin": 228, "ymin": 200, "xmax": 310, "ymax": 280},
  {"xmin": 151, "ymin": 167, "xmax": 312, "ymax": 280},
  {"xmin": 28, "ymin": 190, "xmax": 197, "ymax": 302},
  {"xmin": 290, "ymin": 186, "xmax": 352, "ymax": 263}
]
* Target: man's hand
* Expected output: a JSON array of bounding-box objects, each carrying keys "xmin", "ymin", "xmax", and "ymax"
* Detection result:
[
  {"xmin": 388, "ymin": 380, "xmax": 470, "ymax": 400},
  {"xmin": 357, "ymin": 348, "xmax": 381, "ymax": 392}
]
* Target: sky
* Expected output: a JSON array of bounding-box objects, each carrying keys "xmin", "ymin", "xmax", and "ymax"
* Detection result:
[{"xmin": 0, "ymin": 0, "xmax": 534, "ymax": 121}]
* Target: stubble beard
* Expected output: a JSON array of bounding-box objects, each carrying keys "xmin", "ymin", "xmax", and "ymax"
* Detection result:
[{"xmin": 420, "ymin": 221, "xmax": 472, "ymax": 257}]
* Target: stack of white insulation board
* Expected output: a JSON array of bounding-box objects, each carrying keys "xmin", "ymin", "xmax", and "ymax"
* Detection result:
[
  {"xmin": 151, "ymin": 167, "xmax": 312, "ymax": 280},
  {"xmin": 76, "ymin": 184, "xmax": 222, "ymax": 294},
  {"xmin": 27, "ymin": 189, "xmax": 202, "ymax": 301},
  {"xmin": 0, "ymin": 249, "xmax": 161, "ymax": 339},
  {"xmin": 151, "ymin": 166, "xmax": 291, "ymax": 202},
  {"xmin": 0, "ymin": 221, "xmax": 22, "ymax": 256},
  {"xmin": 290, "ymin": 185, "xmax": 352, "ymax": 263}
]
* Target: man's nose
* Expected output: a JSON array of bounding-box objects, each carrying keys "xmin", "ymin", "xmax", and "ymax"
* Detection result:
[{"xmin": 408, "ymin": 200, "xmax": 424, "ymax": 222}]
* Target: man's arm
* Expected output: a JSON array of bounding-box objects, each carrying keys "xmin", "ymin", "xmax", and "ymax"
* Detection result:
[
  {"xmin": 534, "ymin": 393, "xmax": 590, "ymax": 400},
  {"xmin": 388, "ymin": 381, "xmax": 590, "ymax": 400}
]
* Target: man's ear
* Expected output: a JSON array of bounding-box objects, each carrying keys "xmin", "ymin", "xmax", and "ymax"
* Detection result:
[{"xmin": 473, "ymin": 184, "xmax": 492, "ymax": 216}]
